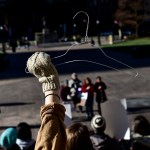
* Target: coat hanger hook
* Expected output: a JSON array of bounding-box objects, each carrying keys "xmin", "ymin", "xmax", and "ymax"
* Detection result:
[{"xmin": 73, "ymin": 11, "xmax": 89, "ymax": 42}]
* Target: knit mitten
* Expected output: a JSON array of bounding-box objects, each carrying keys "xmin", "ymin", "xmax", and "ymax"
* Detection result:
[{"xmin": 26, "ymin": 52, "xmax": 60, "ymax": 93}]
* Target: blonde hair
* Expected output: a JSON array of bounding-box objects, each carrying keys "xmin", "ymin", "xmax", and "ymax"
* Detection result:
[{"xmin": 66, "ymin": 123, "xmax": 93, "ymax": 150}]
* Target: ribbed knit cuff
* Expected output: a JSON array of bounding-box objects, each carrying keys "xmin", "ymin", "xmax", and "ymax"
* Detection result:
[{"xmin": 39, "ymin": 76, "xmax": 60, "ymax": 93}]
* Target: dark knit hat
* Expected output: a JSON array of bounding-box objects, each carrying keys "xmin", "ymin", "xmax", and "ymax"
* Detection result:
[{"xmin": 91, "ymin": 115, "xmax": 105, "ymax": 130}]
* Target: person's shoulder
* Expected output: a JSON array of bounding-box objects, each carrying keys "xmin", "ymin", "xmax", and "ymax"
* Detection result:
[
  {"xmin": 78, "ymin": 80, "xmax": 82, "ymax": 85},
  {"xmin": 94, "ymin": 82, "xmax": 97, "ymax": 86},
  {"xmin": 68, "ymin": 79, "xmax": 74, "ymax": 85},
  {"xmin": 102, "ymin": 81, "xmax": 106, "ymax": 85},
  {"xmin": 69, "ymin": 79, "xmax": 74, "ymax": 83},
  {"xmin": 9, "ymin": 143, "xmax": 20, "ymax": 150},
  {"xmin": 90, "ymin": 134, "xmax": 105, "ymax": 143},
  {"xmin": 24, "ymin": 140, "xmax": 35, "ymax": 150}
]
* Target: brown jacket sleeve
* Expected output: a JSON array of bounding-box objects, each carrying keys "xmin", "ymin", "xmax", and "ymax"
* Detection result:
[{"xmin": 35, "ymin": 103, "xmax": 67, "ymax": 150}]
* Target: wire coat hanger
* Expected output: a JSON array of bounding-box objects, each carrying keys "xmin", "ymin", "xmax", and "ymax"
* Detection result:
[{"xmin": 52, "ymin": 11, "xmax": 138, "ymax": 77}]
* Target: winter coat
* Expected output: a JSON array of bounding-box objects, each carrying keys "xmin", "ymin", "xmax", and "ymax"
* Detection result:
[
  {"xmin": 35, "ymin": 103, "xmax": 67, "ymax": 150},
  {"xmin": 94, "ymin": 82, "xmax": 107, "ymax": 103}
]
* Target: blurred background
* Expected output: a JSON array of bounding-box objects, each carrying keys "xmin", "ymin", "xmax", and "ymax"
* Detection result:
[{"xmin": 0, "ymin": 0, "xmax": 150, "ymax": 48}]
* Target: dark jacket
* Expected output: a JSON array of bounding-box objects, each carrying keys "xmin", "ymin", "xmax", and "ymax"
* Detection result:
[
  {"xmin": 60, "ymin": 86, "xmax": 70, "ymax": 101},
  {"xmin": 90, "ymin": 133, "xmax": 120, "ymax": 150},
  {"xmin": 94, "ymin": 82, "xmax": 107, "ymax": 103}
]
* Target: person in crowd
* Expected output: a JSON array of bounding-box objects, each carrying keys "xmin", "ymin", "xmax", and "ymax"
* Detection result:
[
  {"xmin": 94, "ymin": 76, "xmax": 107, "ymax": 115},
  {"xmin": 16, "ymin": 122, "xmax": 35, "ymax": 150},
  {"xmin": 131, "ymin": 115, "xmax": 150, "ymax": 137},
  {"xmin": 68, "ymin": 72, "xmax": 82, "ymax": 112},
  {"xmin": 9, "ymin": 143, "xmax": 21, "ymax": 150},
  {"xmin": 9, "ymin": 39, "xmax": 18, "ymax": 53},
  {"xmin": 0, "ymin": 127, "xmax": 20, "ymax": 150},
  {"xmin": 26, "ymin": 52, "xmax": 67, "ymax": 150},
  {"xmin": 60, "ymin": 79, "xmax": 71, "ymax": 103},
  {"xmin": 19, "ymin": 36, "xmax": 30, "ymax": 50},
  {"xmin": 90, "ymin": 114, "xmax": 120, "ymax": 150},
  {"xmin": 130, "ymin": 115, "xmax": 150, "ymax": 150},
  {"xmin": 82, "ymin": 77, "xmax": 94, "ymax": 120},
  {"xmin": 66, "ymin": 123, "xmax": 94, "ymax": 150},
  {"xmin": 0, "ymin": 24, "xmax": 8, "ymax": 53}
]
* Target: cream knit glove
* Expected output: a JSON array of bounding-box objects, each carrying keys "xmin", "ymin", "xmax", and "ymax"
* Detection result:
[{"xmin": 26, "ymin": 52, "xmax": 60, "ymax": 93}]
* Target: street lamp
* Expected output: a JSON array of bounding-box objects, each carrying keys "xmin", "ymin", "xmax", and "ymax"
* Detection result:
[
  {"xmin": 96, "ymin": 20, "xmax": 101, "ymax": 46},
  {"xmin": 72, "ymin": 23, "xmax": 77, "ymax": 41}
]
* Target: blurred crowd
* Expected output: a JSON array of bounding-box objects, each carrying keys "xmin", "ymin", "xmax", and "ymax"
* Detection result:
[
  {"xmin": 0, "ymin": 122, "xmax": 35, "ymax": 150},
  {"xmin": 60, "ymin": 73, "xmax": 107, "ymax": 121},
  {"xmin": 0, "ymin": 113, "xmax": 150, "ymax": 150}
]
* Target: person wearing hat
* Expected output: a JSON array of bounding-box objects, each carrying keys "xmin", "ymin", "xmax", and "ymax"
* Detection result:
[
  {"xmin": 16, "ymin": 122, "xmax": 35, "ymax": 150},
  {"xmin": 0, "ymin": 128, "xmax": 20, "ymax": 150},
  {"xmin": 90, "ymin": 115, "xmax": 120, "ymax": 150}
]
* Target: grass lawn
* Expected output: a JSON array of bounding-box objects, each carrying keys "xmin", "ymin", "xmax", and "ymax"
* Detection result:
[{"xmin": 101, "ymin": 37, "xmax": 150, "ymax": 48}]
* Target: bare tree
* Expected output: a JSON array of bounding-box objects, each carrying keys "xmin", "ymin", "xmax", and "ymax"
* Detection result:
[{"xmin": 115, "ymin": 0, "xmax": 149, "ymax": 37}]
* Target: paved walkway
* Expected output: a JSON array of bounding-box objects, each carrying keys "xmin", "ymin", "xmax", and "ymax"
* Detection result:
[{"xmin": 1, "ymin": 41, "xmax": 97, "ymax": 53}]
